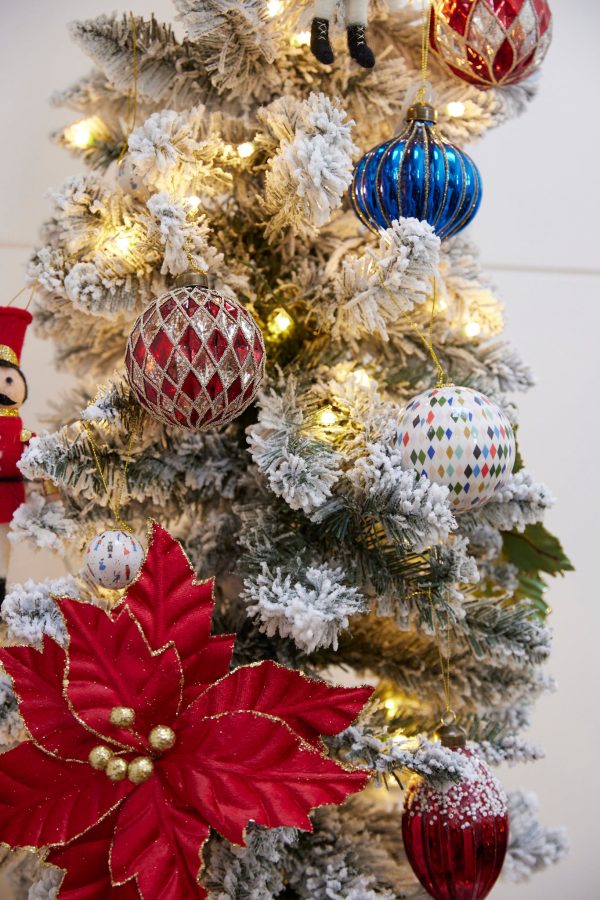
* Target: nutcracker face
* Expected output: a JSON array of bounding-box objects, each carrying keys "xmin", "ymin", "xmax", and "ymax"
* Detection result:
[{"xmin": 0, "ymin": 363, "xmax": 27, "ymax": 410}]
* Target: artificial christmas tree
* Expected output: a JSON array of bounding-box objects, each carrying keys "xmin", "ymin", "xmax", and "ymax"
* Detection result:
[{"xmin": 0, "ymin": 1, "xmax": 570, "ymax": 897}]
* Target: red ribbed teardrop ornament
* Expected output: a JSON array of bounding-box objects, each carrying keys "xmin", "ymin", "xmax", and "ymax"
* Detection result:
[{"xmin": 402, "ymin": 748, "xmax": 509, "ymax": 900}]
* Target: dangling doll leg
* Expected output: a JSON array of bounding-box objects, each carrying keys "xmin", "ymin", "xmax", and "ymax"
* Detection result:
[
  {"xmin": 311, "ymin": 0, "xmax": 337, "ymax": 64},
  {"xmin": 346, "ymin": 0, "xmax": 375, "ymax": 68},
  {"xmin": 0, "ymin": 524, "xmax": 9, "ymax": 610}
]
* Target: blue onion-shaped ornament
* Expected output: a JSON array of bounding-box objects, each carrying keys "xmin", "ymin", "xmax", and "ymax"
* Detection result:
[{"xmin": 350, "ymin": 103, "xmax": 482, "ymax": 240}]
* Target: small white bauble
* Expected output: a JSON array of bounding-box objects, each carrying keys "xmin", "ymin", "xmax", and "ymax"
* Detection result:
[
  {"xmin": 397, "ymin": 385, "xmax": 515, "ymax": 512},
  {"xmin": 84, "ymin": 530, "xmax": 145, "ymax": 589},
  {"xmin": 114, "ymin": 155, "xmax": 146, "ymax": 198}
]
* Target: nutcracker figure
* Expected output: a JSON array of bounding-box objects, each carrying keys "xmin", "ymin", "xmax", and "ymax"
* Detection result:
[
  {"xmin": 0, "ymin": 306, "xmax": 33, "ymax": 609},
  {"xmin": 310, "ymin": 0, "xmax": 375, "ymax": 68}
]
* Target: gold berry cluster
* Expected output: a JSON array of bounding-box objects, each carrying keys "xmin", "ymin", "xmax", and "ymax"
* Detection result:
[{"xmin": 88, "ymin": 707, "xmax": 176, "ymax": 785}]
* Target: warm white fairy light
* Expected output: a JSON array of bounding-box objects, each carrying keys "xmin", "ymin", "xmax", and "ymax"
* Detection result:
[
  {"xmin": 347, "ymin": 368, "xmax": 372, "ymax": 390},
  {"xmin": 464, "ymin": 320, "xmax": 482, "ymax": 338},
  {"xmin": 104, "ymin": 230, "xmax": 138, "ymax": 257},
  {"xmin": 319, "ymin": 409, "xmax": 337, "ymax": 427},
  {"xmin": 186, "ymin": 195, "xmax": 201, "ymax": 212},
  {"xmin": 237, "ymin": 141, "xmax": 256, "ymax": 159},
  {"xmin": 267, "ymin": 0, "xmax": 283, "ymax": 16},
  {"xmin": 446, "ymin": 101, "xmax": 466, "ymax": 117},
  {"xmin": 64, "ymin": 117, "xmax": 102, "ymax": 150},
  {"xmin": 267, "ymin": 308, "xmax": 294, "ymax": 337},
  {"xmin": 291, "ymin": 31, "xmax": 311, "ymax": 46}
]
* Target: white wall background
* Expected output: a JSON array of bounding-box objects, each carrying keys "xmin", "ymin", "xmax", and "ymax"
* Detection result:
[{"xmin": 0, "ymin": 2, "xmax": 598, "ymax": 898}]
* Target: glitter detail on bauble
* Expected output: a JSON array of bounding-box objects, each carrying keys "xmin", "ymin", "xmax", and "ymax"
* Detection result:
[
  {"xmin": 402, "ymin": 748, "xmax": 509, "ymax": 900},
  {"xmin": 84, "ymin": 530, "xmax": 144, "ymax": 589},
  {"xmin": 430, "ymin": 0, "xmax": 552, "ymax": 89},
  {"xmin": 397, "ymin": 385, "xmax": 515, "ymax": 512},
  {"xmin": 349, "ymin": 105, "xmax": 482, "ymax": 240},
  {"xmin": 125, "ymin": 283, "xmax": 266, "ymax": 430}
]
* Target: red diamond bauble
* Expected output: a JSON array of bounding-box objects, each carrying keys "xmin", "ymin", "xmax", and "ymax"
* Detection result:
[
  {"xmin": 125, "ymin": 285, "xmax": 266, "ymax": 430},
  {"xmin": 430, "ymin": 0, "xmax": 552, "ymax": 88},
  {"xmin": 402, "ymin": 749, "xmax": 509, "ymax": 900}
]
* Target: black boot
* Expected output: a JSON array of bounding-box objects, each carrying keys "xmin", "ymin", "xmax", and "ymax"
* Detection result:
[
  {"xmin": 347, "ymin": 23, "xmax": 375, "ymax": 68},
  {"xmin": 0, "ymin": 578, "xmax": 6, "ymax": 614},
  {"xmin": 311, "ymin": 17, "xmax": 334, "ymax": 65}
]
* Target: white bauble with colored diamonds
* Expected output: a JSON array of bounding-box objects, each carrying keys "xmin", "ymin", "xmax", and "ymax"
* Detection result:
[
  {"xmin": 84, "ymin": 530, "xmax": 145, "ymax": 589},
  {"xmin": 397, "ymin": 386, "xmax": 515, "ymax": 512}
]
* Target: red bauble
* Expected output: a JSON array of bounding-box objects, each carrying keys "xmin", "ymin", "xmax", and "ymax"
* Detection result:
[
  {"xmin": 430, "ymin": 0, "xmax": 552, "ymax": 89},
  {"xmin": 402, "ymin": 748, "xmax": 509, "ymax": 900},
  {"xmin": 125, "ymin": 281, "xmax": 266, "ymax": 430}
]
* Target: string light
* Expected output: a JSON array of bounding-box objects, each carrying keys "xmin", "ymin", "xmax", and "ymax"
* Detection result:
[
  {"xmin": 63, "ymin": 117, "xmax": 103, "ymax": 150},
  {"xmin": 237, "ymin": 141, "xmax": 256, "ymax": 159},
  {"xmin": 318, "ymin": 409, "xmax": 337, "ymax": 427},
  {"xmin": 347, "ymin": 368, "xmax": 373, "ymax": 390},
  {"xmin": 291, "ymin": 31, "xmax": 311, "ymax": 46},
  {"xmin": 104, "ymin": 229, "xmax": 138, "ymax": 258},
  {"xmin": 463, "ymin": 320, "xmax": 482, "ymax": 338},
  {"xmin": 446, "ymin": 101, "xmax": 466, "ymax": 117},
  {"xmin": 267, "ymin": 0, "xmax": 283, "ymax": 15},
  {"xmin": 267, "ymin": 307, "xmax": 294, "ymax": 338},
  {"xmin": 186, "ymin": 195, "xmax": 201, "ymax": 212}
]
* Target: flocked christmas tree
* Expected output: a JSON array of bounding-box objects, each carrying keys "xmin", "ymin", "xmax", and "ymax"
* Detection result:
[{"xmin": 0, "ymin": 1, "xmax": 572, "ymax": 898}]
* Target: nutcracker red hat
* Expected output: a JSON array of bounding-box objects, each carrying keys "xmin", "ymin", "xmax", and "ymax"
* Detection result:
[{"xmin": 0, "ymin": 306, "xmax": 33, "ymax": 367}]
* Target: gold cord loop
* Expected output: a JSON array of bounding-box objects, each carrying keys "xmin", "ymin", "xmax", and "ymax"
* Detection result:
[
  {"xmin": 417, "ymin": 1, "xmax": 433, "ymax": 105},
  {"xmin": 117, "ymin": 13, "xmax": 139, "ymax": 164},
  {"xmin": 82, "ymin": 421, "xmax": 135, "ymax": 532}
]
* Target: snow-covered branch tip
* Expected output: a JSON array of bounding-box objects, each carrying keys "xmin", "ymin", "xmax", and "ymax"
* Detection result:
[
  {"xmin": 329, "ymin": 724, "xmax": 470, "ymax": 790},
  {"xmin": 242, "ymin": 562, "xmax": 368, "ymax": 654},
  {"xmin": 314, "ymin": 439, "xmax": 456, "ymax": 554},
  {"xmin": 260, "ymin": 92, "xmax": 356, "ymax": 238},
  {"xmin": 1, "ymin": 577, "xmax": 78, "ymax": 648},
  {"xmin": 248, "ymin": 382, "xmax": 342, "ymax": 515},
  {"xmin": 460, "ymin": 470, "xmax": 554, "ymax": 534},
  {"xmin": 144, "ymin": 192, "xmax": 224, "ymax": 276},
  {"xmin": 8, "ymin": 494, "xmax": 79, "ymax": 553},
  {"xmin": 503, "ymin": 790, "xmax": 568, "ymax": 882},
  {"xmin": 332, "ymin": 218, "xmax": 440, "ymax": 340}
]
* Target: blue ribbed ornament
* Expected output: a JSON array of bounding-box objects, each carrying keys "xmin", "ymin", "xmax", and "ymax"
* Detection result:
[{"xmin": 349, "ymin": 103, "xmax": 482, "ymax": 240}]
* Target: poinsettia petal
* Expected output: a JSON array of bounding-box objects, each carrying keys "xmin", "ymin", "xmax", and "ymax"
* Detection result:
[
  {"xmin": 180, "ymin": 661, "xmax": 373, "ymax": 747},
  {"xmin": 46, "ymin": 810, "xmax": 140, "ymax": 899},
  {"xmin": 181, "ymin": 634, "xmax": 235, "ymax": 707},
  {"xmin": 111, "ymin": 776, "xmax": 209, "ymax": 900},
  {"xmin": 162, "ymin": 711, "xmax": 370, "ymax": 845},
  {"xmin": 0, "ymin": 741, "xmax": 132, "ymax": 849},
  {"xmin": 124, "ymin": 524, "xmax": 234, "ymax": 691},
  {"xmin": 59, "ymin": 600, "xmax": 182, "ymax": 750},
  {"xmin": 0, "ymin": 638, "xmax": 101, "ymax": 762}
]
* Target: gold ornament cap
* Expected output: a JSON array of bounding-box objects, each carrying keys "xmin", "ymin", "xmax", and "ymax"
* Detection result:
[
  {"xmin": 174, "ymin": 272, "xmax": 209, "ymax": 288},
  {"xmin": 88, "ymin": 745, "xmax": 113, "ymax": 770},
  {"xmin": 128, "ymin": 756, "xmax": 154, "ymax": 785},
  {"xmin": 106, "ymin": 757, "xmax": 129, "ymax": 782},
  {"xmin": 406, "ymin": 102, "xmax": 438, "ymax": 124},
  {"xmin": 110, "ymin": 706, "xmax": 136, "ymax": 728},
  {"xmin": 436, "ymin": 722, "xmax": 467, "ymax": 748},
  {"xmin": 149, "ymin": 725, "xmax": 176, "ymax": 752}
]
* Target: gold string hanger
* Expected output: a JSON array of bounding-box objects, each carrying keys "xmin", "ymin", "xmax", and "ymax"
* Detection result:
[
  {"xmin": 426, "ymin": 590, "xmax": 458, "ymax": 734},
  {"xmin": 375, "ymin": 266, "xmax": 451, "ymax": 388},
  {"xmin": 117, "ymin": 12, "xmax": 139, "ymax": 164},
  {"xmin": 82, "ymin": 420, "xmax": 136, "ymax": 532},
  {"xmin": 5, "ymin": 284, "xmax": 35, "ymax": 310},
  {"xmin": 417, "ymin": 1, "xmax": 434, "ymax": 106}
]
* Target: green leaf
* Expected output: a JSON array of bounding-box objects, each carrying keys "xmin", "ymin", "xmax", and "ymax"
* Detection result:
[{"xmin": 503, "ymin": 523, "xmax": 574, "ymax": 577}]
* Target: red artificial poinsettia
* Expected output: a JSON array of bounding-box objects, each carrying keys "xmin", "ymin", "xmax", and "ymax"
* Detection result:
[{"xmin": 0, "ymin": 524, "xmax": 372, "ymax": 899}]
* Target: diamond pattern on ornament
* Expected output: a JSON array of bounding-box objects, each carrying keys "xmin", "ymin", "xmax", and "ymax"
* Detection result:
[
  {"xmin": 125, "ymin": 286, "xmax": 266, "ymax": 430},
  {"xmin": 431, "ymin": 0, "xmax": 551, "ymax": 87}
]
